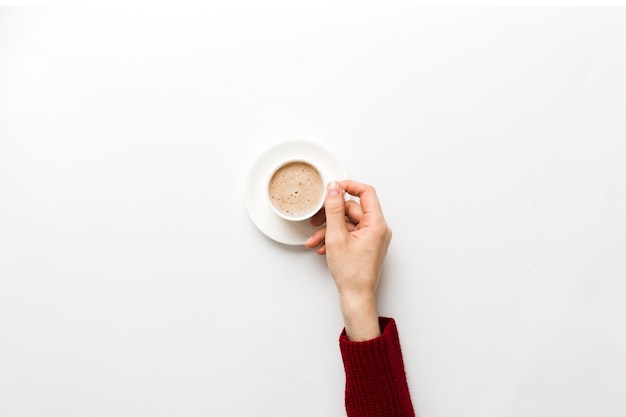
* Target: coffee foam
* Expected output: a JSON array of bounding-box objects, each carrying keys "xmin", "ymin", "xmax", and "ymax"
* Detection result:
[{"xmin": 269, "ymin": 161, "xmax": 324, "ymax": 218}]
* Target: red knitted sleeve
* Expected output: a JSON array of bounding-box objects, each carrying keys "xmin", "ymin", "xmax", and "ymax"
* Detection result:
[{"xmin": 339, "ymin": 317, "xmax": 415, "ymax": 417}]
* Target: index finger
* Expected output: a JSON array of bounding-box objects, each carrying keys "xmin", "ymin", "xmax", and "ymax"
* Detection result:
[{"xmin": 338, "ymin": 180, "xmax": 384, "ymax": 218}]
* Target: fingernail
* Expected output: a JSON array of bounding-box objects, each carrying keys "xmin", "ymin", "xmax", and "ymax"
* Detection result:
[
  {"xmin": 328, "ymin": 180, "xmax": 341, "ymax": 197},
  {"xmin": 305, "ymin": 236, "xmax": 314, "ymax": 245}
]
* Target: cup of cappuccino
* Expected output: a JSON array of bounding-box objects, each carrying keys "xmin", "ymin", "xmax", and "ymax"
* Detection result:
[{"xmin": 267, "ymin": 160, "xmax": 326, "ymax": 221}]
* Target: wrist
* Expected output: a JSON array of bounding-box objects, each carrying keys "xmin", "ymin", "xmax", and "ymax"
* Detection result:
[{"xmin": 339, "ymin": 292, "xmax": 380, "ymax": 342}]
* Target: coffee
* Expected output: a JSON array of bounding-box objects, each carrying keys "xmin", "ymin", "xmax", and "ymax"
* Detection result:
[{"xmin": 268, "ymin": 161, "xmax": 324, "ymax": 219}]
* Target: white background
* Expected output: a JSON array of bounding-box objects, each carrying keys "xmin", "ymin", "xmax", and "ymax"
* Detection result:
[{"xmin": 1, "ymin": 6, "xmax": 626, "ymax": 417}]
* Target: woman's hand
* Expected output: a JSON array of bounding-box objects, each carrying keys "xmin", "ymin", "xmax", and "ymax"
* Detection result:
[{"xmin": 305, "ymin": 180, "xmax": 392, "ymax": 341}]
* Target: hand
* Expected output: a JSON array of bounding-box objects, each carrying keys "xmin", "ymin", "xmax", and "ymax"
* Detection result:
[{"xmin": 305, "ymin": 180, "xmax": 392, "ymax": 341}]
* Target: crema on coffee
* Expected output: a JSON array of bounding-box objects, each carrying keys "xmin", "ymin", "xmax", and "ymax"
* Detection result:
[{"xmin": 269, "ymin": 161, "xmax": 324, "ymax": 219}]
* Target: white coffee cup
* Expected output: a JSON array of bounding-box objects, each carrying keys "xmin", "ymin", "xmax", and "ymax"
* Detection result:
[{"xmin": 267, "ymin": 159, "xmax": 326, "ymax": 222}]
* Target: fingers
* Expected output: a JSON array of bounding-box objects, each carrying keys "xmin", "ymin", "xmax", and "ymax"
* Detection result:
[
  {"xmin": 338, "ymin": 180, "xmax": 384, "ymax": 220},
  {"xmin": 304, "ymin": 227, "xmax": 326, "ymax": 249},
  {"xmin": 305, "ymin": 220, "xmax": 358, "ymax": 252},
  {"xmin": 310, "ymin": 200, "xmax": 363, "ymax": 228},
  {"xmin": 345, "ymin": 200, "xmax": 364, "ymax": 225},
  {"xmin": 306, "ymin": 180, "xmax": 386, "ymax": 256},
  {"xmin": 323, "ymin": 181, "xmax": 349, "ymax": 243},
  {"xmin": 314, "ymin": 219, "xmax": 358, "ymax": 255}
]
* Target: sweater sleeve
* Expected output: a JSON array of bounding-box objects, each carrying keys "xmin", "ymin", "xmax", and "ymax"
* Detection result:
[{"xmin": 339, "ymin": 317, "xmax": 415, "ymax": 417}]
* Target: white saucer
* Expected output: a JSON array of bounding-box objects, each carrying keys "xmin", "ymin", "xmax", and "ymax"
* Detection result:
[{"xmin": 245, "ymin": 140, "xmax": 349, "ymax": 245}]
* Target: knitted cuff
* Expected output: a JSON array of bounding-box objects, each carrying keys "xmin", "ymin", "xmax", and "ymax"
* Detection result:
[{"xmin": 339, "ymin": 317, "xmax": 415, "ymax": 417}]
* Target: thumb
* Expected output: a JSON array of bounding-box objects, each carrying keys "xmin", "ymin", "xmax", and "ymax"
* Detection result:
[{"xmin": 324, "ymin": 181, "xmax": 348, "ymax": 241}]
